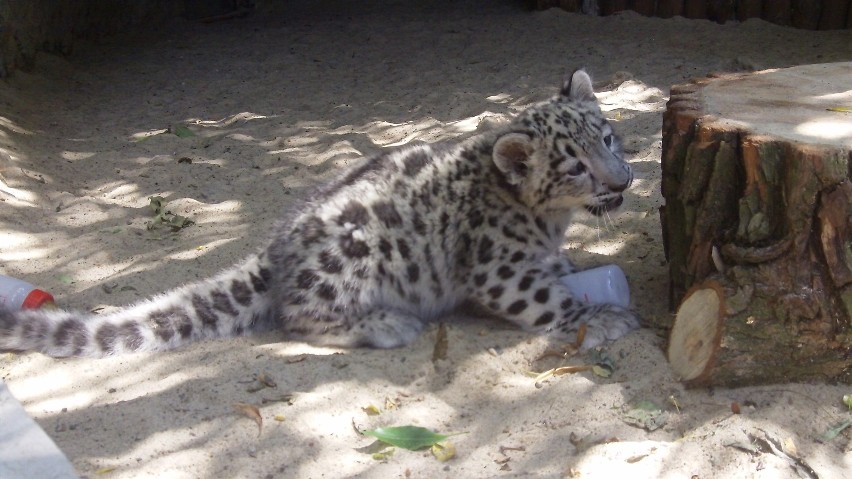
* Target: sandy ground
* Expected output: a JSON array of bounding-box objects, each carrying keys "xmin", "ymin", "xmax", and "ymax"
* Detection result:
[{"xmin": 1, "ymin": 1, "xmax": 851, "ymax": 477}]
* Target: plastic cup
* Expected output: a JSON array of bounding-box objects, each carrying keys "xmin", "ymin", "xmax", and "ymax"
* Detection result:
[{"xmin": 559, "ymin": 264, "xmax": 630, "ymax": 307}]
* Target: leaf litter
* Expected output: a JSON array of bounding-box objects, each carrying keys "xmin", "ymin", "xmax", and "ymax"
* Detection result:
[
  {"xmin": 232, "ymin": 402, "xmax": 263, "ymax": 436},
  {"xmin": 621, "ymin": 400, "xmax": 669, "ymax": 431},
  {"xmin": 432, "ymin": 322, "xmax": 448, "ymax": 362},
  {"xmin": 726, "ymin": 429, "xmax": 818, "ymax": 479},
  {"xmin": 246, "ymin": 372, "xmax": 278, "ymax": 393},
  {"xmin": 528, "ymin": 325, "xmax": 619, "ymax": 386},
  {"xmin": 146, "ymin": 196, "xmax": 194, "ymax": 231}
]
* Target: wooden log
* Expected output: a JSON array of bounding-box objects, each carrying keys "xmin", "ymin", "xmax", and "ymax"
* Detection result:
[{"xmin": 661, "ymin": 63, "xmax": 852, "ymax": 387}]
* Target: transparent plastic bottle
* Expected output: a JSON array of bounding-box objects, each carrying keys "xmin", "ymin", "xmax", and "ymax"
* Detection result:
[
  {"xmin": 0, "ymin": 275, "xmax": 55, "ymax": 309},
  {"xmin": 559, "ymin": 265, "xmax": 630, "ymax": 308}
]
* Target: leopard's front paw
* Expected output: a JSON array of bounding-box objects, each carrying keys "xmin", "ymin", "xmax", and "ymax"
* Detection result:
[{"xmin": 579, "ymin": 305, "xmax": 640, "ymax": 351}]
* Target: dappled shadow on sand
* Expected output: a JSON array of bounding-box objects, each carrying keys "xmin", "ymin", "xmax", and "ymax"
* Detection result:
[{"xmin": 2, "ymin": 3, "xmax": 851, "ymax": 477}]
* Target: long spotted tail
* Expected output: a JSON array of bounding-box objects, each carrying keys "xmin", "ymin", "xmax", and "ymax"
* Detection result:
[{"xmin": 0, "ymin": 254, "xmax": 275, "ymax": 357}]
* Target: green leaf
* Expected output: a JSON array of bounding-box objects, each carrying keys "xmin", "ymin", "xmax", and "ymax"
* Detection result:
[
  {"xmin": 622, "ymin": 400, "xmax": 669, "ymax": 431},
  {"xmin": 148, "ymin": 196, "xmax": 166, "ymax": 215},
  {"xmin": 166, "ymin": 214, "xmax": 194, "ymax": 230},
  {"xmin": 822, "ymin": 419, "xmax": 852, "ymax": 441},
  {"xmin": 363, "ymin": 426, "xmax": 450, "ymax": 451},
  {"xmin": 171, "ymin": 124, "xmax": 195, "ymax": 138},
  {"xmin": 843, "ymin": 394, "xmax": 852, "ymax": 410},
  {"xmin": 371, "ymin": 448, "xmax": 395, "ymax": 461},
  {"xmin": 146, "ymin": 196, "xmax": 193, "ymax": 231},
  {"xmin": 592, "ymin": 364, "xmax": 613, "ymax": 378}
]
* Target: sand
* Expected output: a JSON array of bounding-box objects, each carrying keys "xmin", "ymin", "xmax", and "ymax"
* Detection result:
[{"xmin": 1, "ymin": 1, "xmax": 850, "ymax": 477}]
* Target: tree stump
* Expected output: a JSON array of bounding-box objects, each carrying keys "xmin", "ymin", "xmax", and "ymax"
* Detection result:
[{"xmin": 661, "ymin": 62, "xmax": 852, "ymax": 387}]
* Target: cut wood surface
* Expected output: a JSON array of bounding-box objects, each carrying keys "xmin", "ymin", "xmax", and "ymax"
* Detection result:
[
  {"xmin": 667, "ymin": 282, "xmax": 724, "ymax": 384},
  {"xmin": 661, "ymin": 63, "xmax": 852, "ymax": 387}
]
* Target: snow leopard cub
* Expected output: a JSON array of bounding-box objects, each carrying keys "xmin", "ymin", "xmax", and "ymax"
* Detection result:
[{"xmin": 0, "ymin": 69, "xmax": 639, "ymax": 357}]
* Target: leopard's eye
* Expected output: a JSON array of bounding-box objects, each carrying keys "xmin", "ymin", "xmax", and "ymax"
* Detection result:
[
  {"xmin": 566, "ymin": 161, "xmax": 586, "ymax": 176},
  {"xmin": 603, "ymin": 134, "xmax": 614, "ymax": 149}
]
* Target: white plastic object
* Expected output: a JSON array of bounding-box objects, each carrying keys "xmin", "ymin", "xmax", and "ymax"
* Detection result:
[
  {"xmin": 559, "ymin": 265, "xmax": 630, "ymax": 307},
  {"xmin": 0, "ymin": 275, "xmax": 55, "ymax": 310}
]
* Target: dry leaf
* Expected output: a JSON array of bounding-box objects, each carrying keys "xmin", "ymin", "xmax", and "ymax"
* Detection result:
[
  {"xmin": 432, "ymin": 322, "xmax": 448, "ymax": 361},
  {"xmin": 273, "ymin": 414, "xmax": 286, "ymax": 422},
  {"xmin": 535, "ymin": 343, "xmax": 579, "ymax": 361},
  {"xmin": 731, "ymin": 402, "xmax": 741, "ymax": 414},
  {"xmin": 431, "ymin": 441, "xmax": 456, "ymax": 461},
  {"xmin": 362, "ymin": 404, "xmax": 382, "ymax": 416},
  {"xmin": 574, "ymin": 323, "xmax": 588, "ymax": 348},
  {"xmin": 371, "ymin": 447, "xmax": 395, "ymax": 461},
  {"xmin": 257, "ymin": 373, "xmax": 277, "ymax": 388},
  {"xmin": 498, "ymin": 445, "xmax": 525, "ymax": 454},
  {"xmin": 569, "ymin": 431, "xmax": 620, "ymax": 453},
  {"xmin": 233, "ymin": 402, "xmax": 263, "ymax": 436},
  {"xmin": 563, "ymin": 466, "xmax": 581, "ymax": 477},
  {"xmin": 533, "ymin": 365, "xmax": 593, "ymax": 384},
  {"xmin": 783, "ymin": 437, "xmax": 798, "ymax": 456},
  {"xmin": 261, "ymin": 393, "xmax": 295, "ymax": 405},
  {"xmin": 243, "ymin": 372, "xmax": 277, "ymax": 392},
  {"xmin": 668, "ymin": 395, "xmax": 682, "ymax": 413}
]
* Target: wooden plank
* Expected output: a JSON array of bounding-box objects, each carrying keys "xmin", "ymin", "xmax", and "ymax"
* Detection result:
[
  {"xmin": 791, "ymin": 0, "xmax": 823, "ymax": 29},
  {"xmin": 707, "ymin": 0, "xmax": 735, "ymax": 22},
  {"xmin": 818, "ymin": 0, "xmax": 851, "ymax": 29},
  {"xmin": 656, "ymin": 0, "xmax": 684, "ymax": 18},
  {"xmin": 763, "ymin": 0, "xmax": 792, "ymax": 25},
  {"xmin": 631, "ymin": 0, "xmax": 658, "ymax": 16},
  {"xmin": 683, "ymin": 0, "xmax": 708, "ymax": 19},
  {"xmin": 600, "ymin": 0, "xmax": 631, "ymax": 15},
  {"xmin": 736, "ymin": 0, "xmax": 764, "ymax": 21}
]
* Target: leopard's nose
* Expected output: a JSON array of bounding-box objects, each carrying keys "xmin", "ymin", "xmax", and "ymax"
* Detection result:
[{"xmin": 608, "ymin": 165, "xmax": 633, "ymax": 192}]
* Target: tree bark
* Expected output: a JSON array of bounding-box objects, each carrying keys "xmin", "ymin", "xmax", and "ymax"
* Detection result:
[{"xmin": 661, "ymin": 63, "xmax": 852, "ymax": 387}]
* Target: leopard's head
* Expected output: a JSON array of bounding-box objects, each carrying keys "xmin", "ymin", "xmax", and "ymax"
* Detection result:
[{"xmin": 492, "ymin": 69, "xmax": 632, "ymax": 217}]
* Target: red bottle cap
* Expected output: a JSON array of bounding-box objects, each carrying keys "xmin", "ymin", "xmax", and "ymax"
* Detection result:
[{"xmin": 22, "ymin": 289, "xmax": 55, "ymax": 309}]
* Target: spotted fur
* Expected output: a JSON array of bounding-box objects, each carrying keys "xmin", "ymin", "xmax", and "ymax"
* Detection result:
[{"xmin": 0, "ymin": 70, "xmax": 639, "ymax": 357}]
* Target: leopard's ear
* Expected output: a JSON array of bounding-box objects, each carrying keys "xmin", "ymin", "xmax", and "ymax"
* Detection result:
[
  {"xmin": 493, "ymin": 133, "xmax": 533, "ymax": 185},
  {"xmin": 559, "ymin": 69, "xmax": 596, "ymax": 102}
]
